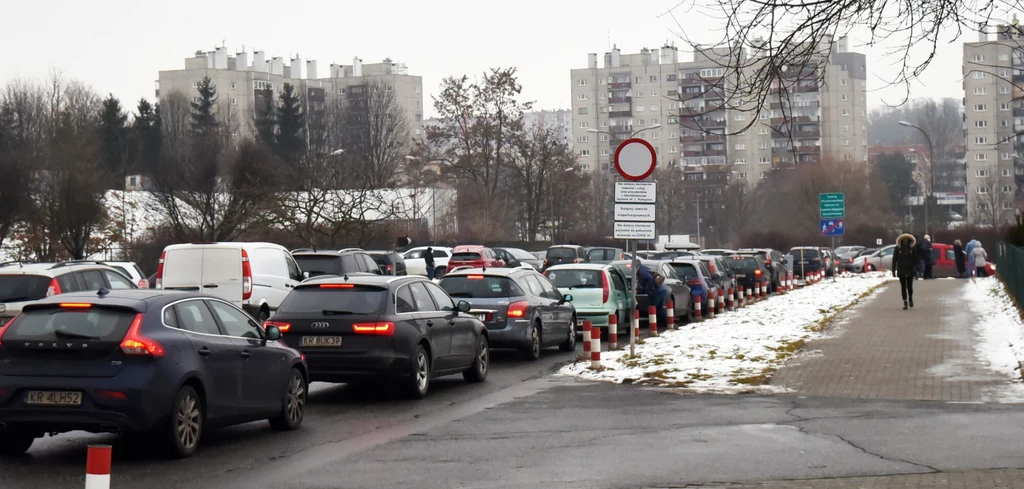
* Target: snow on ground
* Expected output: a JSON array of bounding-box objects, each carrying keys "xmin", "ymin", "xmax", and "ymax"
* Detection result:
[
  {"xmin": 558, "ymin": 273, "xmax": 893, "ymax": 393},
  {"xmin": 963, "ymin": 277, "xmax": 1024, "ymax": 402}
]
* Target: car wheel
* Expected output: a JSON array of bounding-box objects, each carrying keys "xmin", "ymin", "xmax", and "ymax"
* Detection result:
[
  {"xmin": 403, "ymin": 345, "xmax": 431, "ymax": 399},
  {"xmin": 256, "ymin": 308, "xmax": 270, "ymax": 323},
  {"xmin": 463, "ymin": 335, "xmax": 489, "ymax": 383},
  {"xmin": 0, "ymin": 433, "xmax": 35, "ymax": 457},
  {"xmin": 165, "ymin": 385, "xmax": 203, "ymax": 458},
  {"xmin": 559, "ymin": 316, "xmax": 577, "ymax": 352},
  {"xmin": 269, "ymin": 368, "xmax": 306, "ymax": 431},
  {"xmin": 521, "ymin": 321, "xmax": 542, "ymax": 361}
]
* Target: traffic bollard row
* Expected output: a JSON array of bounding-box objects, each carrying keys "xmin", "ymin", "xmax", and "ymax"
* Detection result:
[
  {"xmin": 608, "ymin": 313, "xmax": 618, "ymax": 350},
  {"xmin": 666, "ymin": 299, "xmax": 675, "ymax": 330}
]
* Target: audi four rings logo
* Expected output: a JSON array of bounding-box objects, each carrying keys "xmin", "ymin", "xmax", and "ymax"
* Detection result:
[{"xmin": 310, "ymin": 322, "xmax": 331, "ymax": 329}]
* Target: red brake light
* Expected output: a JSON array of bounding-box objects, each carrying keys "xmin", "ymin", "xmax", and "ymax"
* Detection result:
[
  {"xmin": 241, "ymin": 249, "xmax": 253, "ymax": 300},
  {"xmin": 96, "ymin": 390, "xmax": 127, "ymax": 400},
  {"xmin": 602, "ymin": 271, "xmax": 610, "ymax": 303},
  {"xmin": 155, "ymin": 251, "xmax": 165, "ymax": 289},
  {"xmin": 59, "ymin": 303, "xmax": 92, "ymax": 309},
  {"xmin": 754, "ymin": 269, "xmax": 763, "ymax": 276},
  {"xmin": 120, "ymin": 313, "xmax": 165, "ymax": 357},
  {"xmin": 765, "ymin": 259, "xmax": 772, "ymax": 265},
  {"xmin": 467, "ymin": 275, "xmax": 485, "ymax": 280},
  {"xmin": 264, "ymin": 320, "xmax": 291, "ymax": 333},
  {"xmin": 0, "ymin": 315, "xmax": 17, "ymax": 347},
  {"xmin": 507, "ymin": 301, "xmax": 529, "ymax": 318},
  {"xmin": 352, "ymin": 322, "xmax": 395, "ymax": 335},
  {"xmin": 320, "ymin": 283, "xmax": 354, "ymax": 288},
  {"xmin": 46, "ymin": 278, "xmax": 62, "ymax": 297}
]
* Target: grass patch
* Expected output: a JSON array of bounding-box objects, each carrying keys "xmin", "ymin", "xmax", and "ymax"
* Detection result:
[{"xmin": 730, "ymin": 368, "xmax": 774, "ymax": 385}]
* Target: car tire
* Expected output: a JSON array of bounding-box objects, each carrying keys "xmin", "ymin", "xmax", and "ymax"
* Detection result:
[
  {"xmin": 164, "ymin": 385, "xmax": 203, "ymax": 458},
  {"xmin": 463, "ymin": 335, "xmax": 489, "ymax": 383},
  {"xmin": 0, "ymin": 433, "xmax": 35, "ymax": 457},
  {"xmin": 269, "ymin": 368, "xmax": 306, "ymax": 431},
  {"xmin": 521, "ymin": 321, "xmax": 542, "ymax": 361},
  {"xmin": 559, "ymin": 316, "xmax": 577, "ymax": 352},
  {"xmin": 403, "ymin": 345, "xmax": 431, "ymax": 399}
]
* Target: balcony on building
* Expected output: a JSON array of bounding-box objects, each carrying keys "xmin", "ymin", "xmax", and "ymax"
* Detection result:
[
  {"xmin": 702, "ymin": 133, "xmax": 726, "ymax": 143},
  {"xmin": 609, "ymin": 125, "xmax": 633, "ymax": 135},
  {"xmin": 609, "ymin": 81, "xmax": 631, "ymax": 90},
  {"xmin": 681, "ymin": 134, "xmax": 705, "ymax": 143},
  {"xmin": 608, "ymin": 95, "xmax": 631, "ymax": 104},
  {"xmin": 705, "ymin": 148, "xmax": 726, "ymax": 157},
  {"xmin": 609, "ymin": 110, "xmax": 633, "ymax": 118},
  {"xmin": 794, "ymin": 82, "xmax": 819, "ymax": 93},
  {"xmin": 796, "ymin": 145, "xmax": 820, "ymax": 154},
  {"xmin": 1013, "ymin": 107, "xmax": 1024, "ymax": 118}
]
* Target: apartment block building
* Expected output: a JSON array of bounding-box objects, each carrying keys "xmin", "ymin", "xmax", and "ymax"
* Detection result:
[
  {"xmin": 157, "ymin": 47, "xmax": 424, "ymax": 139},
  {"xmin": 523, "ymin": 109, "xmax": 574, "ymax": 149},
  {"xmin": 962, "ymin": 23, "xmax": 1024, "ymax": 225}
]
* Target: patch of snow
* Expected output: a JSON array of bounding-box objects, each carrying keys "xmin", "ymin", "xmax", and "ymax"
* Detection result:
[
  {"xmin": 962, "ymin": 277, "xmax": 1024, "ymax": 402},
  {"xmin": 558, "ymin": 274, "xmax": 892, "ymax": 392}
]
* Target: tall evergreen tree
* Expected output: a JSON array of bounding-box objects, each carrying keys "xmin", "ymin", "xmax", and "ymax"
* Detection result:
[
  {"xmin": 275, "ymin": 83, "xmax": 305, "ymax": 163},
  {"xmin": 134, "ymin": 98, "xmax": 161, "ymax": 172},
  {"xmin": 254, "ymin": 89, "xmax": 276, "ymax": 148},
  {"xmin": 98, "ymin": 94, "xmax": 129, "ymax": 187},
  {"xmin": 190, "ymin": 76, "xmax": 218, "ymax": 135}
]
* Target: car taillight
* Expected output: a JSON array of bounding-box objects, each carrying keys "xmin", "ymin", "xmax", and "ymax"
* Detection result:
[
  {"xmin": 574, "ymin": 258, "xmax": 581, "ymax": 263},
  {"xmin": 507, "ymin": 301, "xmax": 529, "ymax": 318},
  {"xmin": 765, "ymin": 259, "xmax": 772, "ymax": 265},
  {"xmin": 542, "ymin": 259, "xmax": 548, "ymax": 269},
  {"xmin": 0, "ymin": 315, "xmax": 17, "ymax": 347},
  {"xmin": 155, "ymin": 251, "xmax": 165, "ymax": 289},
  {"xmin": 686, "ymin": 279, "xmax": 702, "ymax": 286},
  {"xmin": 46, "ymin": 278, "xmax": 61, "ymax": 297},
  {"xmin": 352, "ymin": 322, "xmax": 395, "ymax": 335},
  {"xmin": 386, "ymin": 264, "xmax": 393, "ymax": 272},
  {"xmin": 602, "ymin": 272, "xmax": 610, "ymax": 303},
  {"xmin": 241, "ymin": 249, "xmax": 253, "ymax": 300},
  {"xmin": 754, "ymin": 269, "xmax": 763, "ymax": 276},
  {"xmin": 120, "ymin": 313, "xmax": 165, "ymax": 357},
  {"xmin": 264, "ymin": 320, "xmax": 291, "ymax": 333},
  {"xmin": 138, "ymin": 279, "xmax": 149, "ymax": 288},
  {"xmin": 320, "ymin": 283, "xmax": 354, "ymax": 288},
  {"xmin": 849, "ymin": 258, "xmax": 854, "ymax": 263}
]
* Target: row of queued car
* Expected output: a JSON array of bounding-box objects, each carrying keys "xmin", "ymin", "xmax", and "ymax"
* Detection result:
[{"xmin": 0, "ymin": 242, "xmax": 586, "ymax": 459}]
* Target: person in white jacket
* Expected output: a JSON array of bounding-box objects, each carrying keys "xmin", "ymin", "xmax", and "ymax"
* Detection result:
[{"xmin": 972, "ymin": 244, "xmax": 989, "ymax": 277}]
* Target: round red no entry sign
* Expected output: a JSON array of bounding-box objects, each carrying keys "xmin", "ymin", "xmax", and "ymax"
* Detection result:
[{"xmin": 613, "ymin": 138, "xmax": 657, "ymax": 181}]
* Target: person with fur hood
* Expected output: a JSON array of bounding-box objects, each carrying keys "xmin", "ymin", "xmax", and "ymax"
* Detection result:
[{"xmin": 891, "ymin": 233, "xmax": 919, "ymax": 310}]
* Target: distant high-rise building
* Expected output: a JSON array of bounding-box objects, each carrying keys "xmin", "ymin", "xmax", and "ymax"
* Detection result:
[{"xmin": 522, "ymin": 109, "xmax": 573, "ymax": 149}]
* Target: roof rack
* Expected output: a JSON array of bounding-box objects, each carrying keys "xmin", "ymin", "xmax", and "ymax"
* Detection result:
[
  {"xmin": 49, "ymin": 261, "xmax": 111, "ymax": 270},
  {"xmin": 338, "ymin": 248, "xmax": 365, "ymax": 253},
  {"xmin": 0, "ymin": 261, "xmax": 37, "ymax": 268}
]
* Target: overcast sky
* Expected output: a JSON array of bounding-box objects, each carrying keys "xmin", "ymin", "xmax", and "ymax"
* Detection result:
[{"xmin": 2, "ymin": 0, "xmax": 985, "ymax": 117}]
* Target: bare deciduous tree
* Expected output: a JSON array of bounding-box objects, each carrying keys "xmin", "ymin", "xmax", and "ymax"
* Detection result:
[{"xmin": 341, "ymin": 81, "xmax": 410, "ymax": 188}]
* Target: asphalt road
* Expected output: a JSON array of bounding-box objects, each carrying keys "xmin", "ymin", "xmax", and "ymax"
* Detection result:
[{"xmin": 0, "ymin": 344, "xmax": 580, "ymax": 489}]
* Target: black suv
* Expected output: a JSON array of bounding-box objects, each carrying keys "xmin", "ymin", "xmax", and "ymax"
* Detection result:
[
  {"xmin": 788, "ymin": 247, "xmax": 824, "ymax": 278},
  {"xmin": 367, "ymin": 251, "xmax": 407, "ymax": 276},
  {"xmin": 542, "ymin": 245, "xmax": 588, "ymax": 271},
  {"xmin": 737, "ymin": 248, "xmax": 787, "ymax": 291},
  {"xmin": 291, "ymin": 249, "xmax": 381, "ymax": 279}
]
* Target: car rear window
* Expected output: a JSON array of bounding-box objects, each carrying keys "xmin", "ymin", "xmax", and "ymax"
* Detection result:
[
  {"xmin": 587, "ymin": 249, "xmax": 612, "ymax": 261},
  {"xmin": 278, "ymin": 286, "xmax": 387, "ymax": 314},
  {"xmin": 439, "ymin": 276, "xmax": 524, "ymax": 298},
  {"xmin": 4, "ymin": 306, "xmax": 136, "ymax": 343},
  {"xmin": 545, "ymin": 269, "xmax": 603, "ymax": 289},
  {"xmin": 293, "ymin": 255, "xmax": 343, "ymax": 277},
  {"xmin": 0, "ymin": 275, "xmax": 52, "ymax": 302},
  {"xmin": 368, "ymin": 254, "xmax": 391, "ymax": 265},
  {"xmin": 727, "ymin": 257, "xmax": 759, "ymax": 269},
  {"xmin": 667, "ymin": 263, "xmax": 699, "ymax": 280},
  {"xmin": 546, "ymin": 248, "xmax": 577, "ymax": 259},
  {"xmin": 790, "ymin": 248, "xmax": 821, "ymax": 258},
  {"xmin": 451, "ymin": 252, "xmax": 482, "ymax": 261}
]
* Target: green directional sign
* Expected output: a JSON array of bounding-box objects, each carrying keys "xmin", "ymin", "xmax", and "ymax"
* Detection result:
[{"xmin": 819, "ymin": 192, "xmax": 845, "ymax": 218}]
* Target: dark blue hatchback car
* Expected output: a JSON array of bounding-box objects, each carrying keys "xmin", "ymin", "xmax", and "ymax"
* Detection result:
[{"xmin": 0, "ymin": 289, "xmax": 307, "ymax": 458}]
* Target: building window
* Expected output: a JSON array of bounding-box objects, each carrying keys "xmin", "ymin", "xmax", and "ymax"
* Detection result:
[
  {"xmin": 637, "ymin": 119, "xmax": 646, "ymax": 126},
  {"xmin": 843, "ymin": 139, "xmax": 850, "ymax": 146},
  {"xmin": 649, "ymin": 76, "xmax": 657, "ymax": 83},
  {"xmin": 999, "ymin": 68, "xmax": 1010, "ymax": 77},
  {"xmin": 975, "ymin": 104, "xmax": 987, "ymax": 111},
  {"xmin": 977, "ymin": 186, "xmax": 989, "ymax": 194},
  {"xmin": 634, "ymin": 91, "xmax": 643, "ymax": 98},
  {"xmin": 668, "ymin": 116, "xmax": 678, "ymax": 123},
  {"xmin": 579, "ymin": 150, "xmax": 590, "ymax": 157},
  {"xmin": 758, "ymin": 127, "xmax": 769, "ymax": 134},
  {"xmin": 636, "ymin": 106, "xmax": 646, "ymax": 112},
  {"xmin": 601, "ymin": 149, "xmax": 610, "ymax": 156},
  {"xmin": 230, "ymin": 82, "xmax": 236, "ymax": 89},
  {"xmin": 841, "ymin": 94, "xmax": 849, "ymax": 100},
  {"xmin": 599, "ymin": 79, "xmax": 606, "ymax": 85},
  {"xmin": 579, "ymin": 121, "xmax": 589, "ymax": 128},
  {"xmin": 1003, "ymin": 152, "xmax": 1011, "ymax": 160},
  {"xmin": 759, "ymin": 156, "xmax": 770, "ymax": 164},
  {"xmin": 254, "ymin": 80, "xmax": 274, "ymax": 90},
  {"xmin": 635, "ymin": 76, "xmax": 642, "ymax": 83},
  {"xmin": 759, "ymin": 142, "xmax": 770, "ymax": 149},
  {"xmin": 600, "ymin": 93, "xmax": 606, "ymax": 99},
  {"xmin": 577, "ymin": 79, "xmax": 588, "ymax": 86},
  {"xmin": 650, "ymin": 90, "xmax": 657, "ymax": 97},
  {"xmin": 1004, "ymin": 202, "xmax": 1014, "ymax": 209},
  {"xmin": 651, "ymin": 105, "xmax": 659, "ymax": 111},
  {"xmin": 1000, "ymin": 102, "xmax": 1011, "ymax": 111},
  {"xmin": 1004, "ymin": 168, "xmax": 1013, "ymax": 176},
  {"xmin": 973, "ymin": 54, "xmax": 986, "ymax": 62},
  {"xmin": 840, "ymin": 78, "xmax": 848, "ymax": 85},
  {"xmin": 760, "ymin": 171, "xmax": 769, "ymax": 179},
  {"xmin": 977, "ymin": 136, "xmax": 989, "ymax": 144},
  {"xmin": 578, "ymin": 136, "xmax": 590, "ymax": 143},
  {"xmin": 1003, "ymin": 119, "xmax": 1010, "ymax": 127},
  {"xmin": 669, "ymin": 146, "xmax": 679, "ymax": 153},
  {"xmin": 978, "ymin": 203, "xmax": 990, "ymax": 210},
  {"xmin": 600, "ymin": 135, "xmax": 608, "ymax": 141},
  {"xmin": 652, "ymin": 133, "xmax": 659, "ymax": 140},
  {"xmin": 1001, "ymin": 86, "xmax": 1010, "ymax": 94},
  {"xmin": 735, "ymin": 143, "xmax": 746, "ymax": 150},
  {"xmin": 652, "ymin": 118, "xmax": 659, "ymax": 124},
  {"xmin": 973, "ymin": 71, "xmax": 987, "ymax": 79},
  {"xmin": 977, "ymin": 170, "xmax": 990, "ymax": 177},
  {"xmin": 415, "ymin": 114, "xmax": 422, "ymax": 121},
  {"xmin": 975, "ymin": 120, "xmax": 988, "ymax": 128},
  {"xmin": 1000, "ymin": 53, "xmax": 1011, "ymax": 61},
  {"xmin": 670, "ymin": 132, "xmax": 678, "ymax": 138},
  {"xmin": 841, "ymin": 108, "xmax": 850, "ymax": 116},
  {"xmin": 734, "ymin": 158, "xmax": 746, "ymax": 165},
  {"xmin": 581, "ymin": 163, "xmax": 591, "ymax": 170},
  {"xmin": 577, "ymin": 93, "xmax": 588, "ymax": 100},
  {"xmin": 842, "ymin": 124, "xmax": 850, "ymax": 131},
  {"xmin": 976, "ymin": 153, "xmax": 988, "ymax": 161},
  {"xmin": 578, "ymin": 107, "xmax": 588, "ymax": 115},
  {"xmin": 600, "ymin": 121, "xmax": 608, "ymax": 127},
  {"xmin": 415, "ymin": 86, "xmax": 421, "ymax": 94},
  {"xmin": 975, "ymin": 87, "xmax": 987, "ymax": 95},
  {"xmin": 734, "ymin": 113, "xmax": 745, "ymax": 121},
  {"xmin": 230, "ymin": 97, "xmax": 237, "ymax": 105}
]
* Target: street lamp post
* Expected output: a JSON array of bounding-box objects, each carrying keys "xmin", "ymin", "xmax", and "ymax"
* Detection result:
[{"xmin": 899, "ymin": 121, "xmax": 935, "ymax": 236}]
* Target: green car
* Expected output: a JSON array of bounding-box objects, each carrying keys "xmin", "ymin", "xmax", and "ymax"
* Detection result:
[{"xmin": 543, "ymin": 263, "xmax": 632, "ymax": 332}]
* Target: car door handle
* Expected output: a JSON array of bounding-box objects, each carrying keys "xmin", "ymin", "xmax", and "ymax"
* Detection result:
[
  {"xmin": 426, "ymin": 320, "xmax": 434, "ymax": 327},
  {"xmin": 202, "ymin": 284, "xmax": 219, "ymax": 289},
  {"xmin": 240, "ymin": 350, "xmax": 252, "ymax": 359},
  {"xmin": 197, "ymin": 347, "xmax": 211, "ymax": 356}
]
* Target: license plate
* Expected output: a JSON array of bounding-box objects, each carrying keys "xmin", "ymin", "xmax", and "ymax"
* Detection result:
[
  {"xmin": 301, "ymin": 336, "xmax": 343, "ymax": 347},
  {"xmin": 26, "ymin": 391, "xmax": 82, "ymax": 406},
  {"xmin": 475, "ymin": 314, "xmax": 488, "ymax": 322},
  {"xmin": 736, "ymin": 274, "xmax": 746, "ymax": 278}
]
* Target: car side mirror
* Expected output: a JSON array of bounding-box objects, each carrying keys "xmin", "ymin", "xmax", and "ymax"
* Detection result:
[
  {"xmin": 457, "ymin": 300, "xmax": 472, "ymax": 313},
  {"xmin": 265, "ymin": 325, "xmax": 282, "ymax": 342},
  {"xmin": 562, "ymin": 293, "xmax": 573, "ymax": 303},
  {"xmin": 302, "ymin": 271, "xmax": 310, "ymax": 279}
]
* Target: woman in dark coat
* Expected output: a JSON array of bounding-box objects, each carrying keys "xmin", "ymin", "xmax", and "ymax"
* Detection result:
[
  {"xmin": 953, "ymin": 239, "xmax": 967, "ymax": 278},
  {"xmin": 892, "ymin": 233, "xmax": 919, "ymax": 310}
]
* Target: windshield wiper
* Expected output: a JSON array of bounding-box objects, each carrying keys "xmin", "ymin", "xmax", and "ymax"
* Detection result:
[
  {"xmin": 322, "ymin": 309, "xmax": 357, "ymax": 315},
  {"xmin": 54, "ymin": 330, "xmax": 100, "ymax": 340}
]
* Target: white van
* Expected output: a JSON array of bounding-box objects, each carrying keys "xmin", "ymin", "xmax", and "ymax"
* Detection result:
[{"xmin": 156, "ymin": 242, "xmax": 304, "ymax": 321}]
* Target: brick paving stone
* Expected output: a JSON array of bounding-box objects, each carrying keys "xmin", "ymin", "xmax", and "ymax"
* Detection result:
[
  {"xmin": 701, "ymin": 468, "xmax": 1024, "ymax": 489},
  {"xmin": 770, "ymin": 280, "xmax": 1011, "ymax": 402}
]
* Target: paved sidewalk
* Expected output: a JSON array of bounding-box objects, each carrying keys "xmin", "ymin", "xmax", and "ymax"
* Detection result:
[
  {"xmin": 771, "ymin": 279, "xmax": 1014, "ymax": 402},
  {"xmin": 696, "ymin": 468, "xmax": 1024, "ymax": 489}
]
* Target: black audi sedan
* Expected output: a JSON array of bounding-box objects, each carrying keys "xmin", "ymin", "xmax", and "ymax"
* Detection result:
[
  {"xmin": 265, "ymin": 275, "xmax": 489, "ymax": 399},
  {"xmin": 0, "ymin": 289, "xmax": 307, "ymax": 458},
  {"xmin": 439, "ymin": 268, "xmax": 577, "ymax": 361}
]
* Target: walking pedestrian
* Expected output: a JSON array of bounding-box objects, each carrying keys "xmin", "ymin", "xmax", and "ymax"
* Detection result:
[
  {"xmin": 637, "ymin": 264, "xmax": 668, "ymax": 329},
  {"xmin": 966, "ymin": 237, "xmax": 979, "ymax": 277},
  {"xmin": 972, "ymin": 243, "xmax": 989, "ymax": 278},
  {"xmin": 920, "ymin": 234, "xmax": 934, "ymax": 279},
  {"xmin": 953, "ymin": 239, "xmax": 967, "ymax": 278},
  {"xmin": 892, "ymin": 233, "xmax": 919, "ymax": 310},
  {"xmin": 424, "ymin": 247, "xmax": 436, "ymax": 280}
]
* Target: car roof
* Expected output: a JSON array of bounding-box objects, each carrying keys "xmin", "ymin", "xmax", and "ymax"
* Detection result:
[
  {"xmin": 299, "ymin": 274, "xmax": 424, "ymax": 288},
  {"xmin": 546, "ymin": 263, "xmax": 609, "ymax": 271},
  {"xmin": 292, "ymin": 249, "xmax": 364, "ymax": 256},
  {"xmin": 0, "ymin": 262, "xmax": 124, "ymax": 276},
  {"xmin": 166, "ymin": 242, "xmax": 284, "ymax": 250},
  {"xmin": 548, "ymin": 245, "xmax": 583, "ymax": 249},
  {"xmin": 453, "ymin": 245, "xmax": 486, "ymax": 251},
  {"xmin": 443, "ymin": 267, "xmax": 533, "ymax": 278}
]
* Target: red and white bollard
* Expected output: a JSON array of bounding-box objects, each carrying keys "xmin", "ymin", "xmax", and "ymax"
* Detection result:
[
  {"xmin": 86, "ymin": 444, "xmax": 112, "ymax": 489},
  {"xmin": 789, "ymin": 272, "xmax": 794, "ymax": 289},
  {"xmin": 716, "ymin": 290, "xmax": 725, "ymax": 314},
  {"xmin": 666, "ymin": 299, "xmax": 675, "ymax": 330},
  {"xmin": 761, "ymin": 280, "xmax": 768, "ymax": 298},
  {"xmin": 633, "ymin": 309, "xmax": 640, "ymax": 342},
  {"xmin": 607, "ymin": 313, "xmax": 618, "ymax": 350},
  {"xmin": 746, "ymin": 285, "xmax": 753, "ymax": 303},
  {"xmin": 648, "ymin": 305, "xmax": 658, "ymax": 337},
  {"xmin": 737, "ymin": 285, "xmax": 745, "ymax": 308},
  {"xmin": 694, "ymin": 295, "xmax": 703, "ymax": 321},
  {"xmin": 726, "ymin": 287, "xmax": 735, "ymax": 311},
  {"xmin": 582, "ymin": 319, "xmax": 592, "ymax": 357},
  {"xmin": 753, "ymin": 281, "xmax": 761, "ymax": 300},
  {"xmin": 590, "ymin": 325, "xmax": 601, "ymax": 369},
  {"xmin": 706, "ymin": 290, "xmax": 716, "ymax": 319}
]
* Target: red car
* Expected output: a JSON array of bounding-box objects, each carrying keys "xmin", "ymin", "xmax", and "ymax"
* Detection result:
[
  {"xmin": 446, "ymin": 245, "xmax": 506, "ymax": 273},
  {"xmin": 931, "ymin": 243, "xmax": 995, "ymax": 277}
]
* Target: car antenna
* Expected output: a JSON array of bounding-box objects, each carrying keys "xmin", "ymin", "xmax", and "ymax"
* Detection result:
[{"xmin": 343, "ymin": 273, "xmax": 349, "ymax": 281}]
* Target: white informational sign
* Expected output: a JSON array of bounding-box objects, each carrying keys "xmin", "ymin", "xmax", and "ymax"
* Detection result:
[
  {"xmin": 614, "ymin": 222, "xmax": 657, "ymax": 240},
  {"xmin": 876, "ymin": 238, "xmax": 883, "ymax": 246},
  {"xmin": 614, "ymin": 181, "xmax": 657, "ymax": 203},
  {"xmin": 614, "ymin": 203, "xmax": 656, "ymax": 222}
]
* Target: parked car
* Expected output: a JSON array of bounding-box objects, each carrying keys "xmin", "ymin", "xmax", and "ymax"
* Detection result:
[
  {"xmin": 650, "ymin": 250, "xmax": 696, "ymax": 260},
  {"xmin": 495, "ymin": 248, "xmax": 544, "ymax": 270},
  {"xmin": 0, "ymin": 261, "xmax": 139, "ymax": 324},
  {"xmin": 0, "ymin": 289, "xmax": 307, "ymax": 457},
  {"xmin": 854, "ymin": 245, "xmax": 895, "ymax": 273},
  {"xmin": 368, "ymin": 250, "xmax": 407, "ymax": 276},
  {"xmin": 841, "ymin": 248, "xmax": 877, "ymax": 272},
  {"xmin": 446, "ymin": 245, "xmax": 506, "ymax": 273},
  {"xmin": 725, "ymin": 254, "xmax": 772, "ymax": 294},
  {"xmin": 542, "ymin": 245, "xmax": 588, "ymax": 270},
  {"xmin": 532, "ymin": 250, "xmax": 547, "ymax": 261},
  {"xmin": 834, "ymin": 246, "xmax": 865, "ymax": 262},
  {"xmin": 585, "ymin": 247, "xmax": 628, "ymax": 264},
  {"xmin": 737, "ymin": 248, "xmax": 787, "ymax": 291},
  {"xmin": 403, "ymin": 246, "xmax": 453, "ymax": 278},
  {"xmin": 544, "ymin": 263, "xmax": 631, "ymax": 333},
  {"xmin": 72, "ymin": 260, "xmax": 149, "ymax": 289},
  {"xmin": 608, "ymin": 260, "xmax": 693, "ymax": 324},
  {"xmin": 158, "ymin": 242, "xmax": 304, "ymax": 322},
  {"xmin": 693, "ymin": 255, "xmax": 737, "ymax": 298},
  {"xmin": 267, "ymin": 275, "xmax": 487, "ymax": 398},
  {"xmin": 788, "ymin": 247, "xmax": 826, "ymax": 278},
  {"xmin": 440, "ymin": 268, "xmax": 574, "ymax": 360},
  {"xmin": 292, "ymin": 249, "xmax": 380, "ymax": 279},
  {"xmin": 666, "ymin": 259, "xmax": 720, "ymax": 315},
  {"xmin": 929, "ymin": 243, "xmax": 995, "ymax": 278}
]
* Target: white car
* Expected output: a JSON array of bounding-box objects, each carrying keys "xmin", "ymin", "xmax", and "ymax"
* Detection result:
[
  {"xmin": 156, "ymin": 242, "xmax": 304, "ymax": 322},
  {"xmin": 99, "ymin": 261, "xmax": 148, "ymax": 288},
  {"xmin": 852, "ymin": 245, "xmax": 895, "ymax": 272},
  {"xmin": 403, "ymin": 246, "xmax": 453, "ymax": 277}
]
